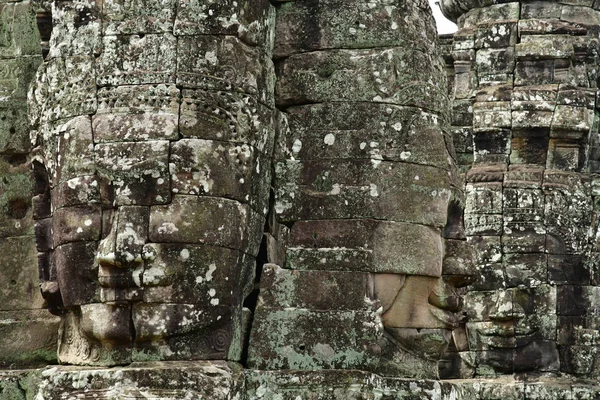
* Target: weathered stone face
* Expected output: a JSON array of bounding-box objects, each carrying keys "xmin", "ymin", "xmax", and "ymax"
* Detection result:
[
  {"xmin": 246, "ymin": 0, "xmax": 475, "ymax": 379},
  {"xmin": 440, "ymin": 0, "xmax": 600, "ymax": 378},
  {"xmin": 29, "ymin": 0, "xmax": 276, "ymax": 365}
]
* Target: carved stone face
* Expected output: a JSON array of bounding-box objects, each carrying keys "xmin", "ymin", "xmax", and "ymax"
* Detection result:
[
  {"xmin": 459, "ymin": 169, "xmax": 595, "ymax": 375},
  {"xmin": 30, "ymin": 0, "xmax": 275, "ymax": 365},
  {"xmin": 372, "ymin": 232, "xmax": 476, "ymax": 376}
]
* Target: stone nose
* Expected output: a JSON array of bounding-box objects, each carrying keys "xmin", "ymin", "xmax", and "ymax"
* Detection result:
[
  {"xmin": 442, "ymin": 238, "xmax": 477, "ymax": 289},
  {"xmin": 96, "ymin": 206, "xmax": 149, "ymax": 269},
  {"xmin": 489, "ymin": 290, "xmax": 523, "ymax": 322}
]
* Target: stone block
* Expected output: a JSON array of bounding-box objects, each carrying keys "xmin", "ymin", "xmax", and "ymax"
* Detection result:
[
  {"xmin": 174, "ymin": 0, "xmax": 275, "ymax": 49},
  {"xmin": 31, "ymin": 361, "xmax": 245, "ymax": 399},
  {"xmin": 0, "ymin": 2, "xmax": 42, "ymax": 58},
  {"xmin": 475, "ymin": 22, "xmax": 517, "ymax": 49},
  {"xmin": 275, "ymin": 48, "xmax": 447, "ymax": 114},
  {"xmin": 274, "ymin": 159, "xmax": 451, "ymax": 227},
  {"xmin": 546, "ymin": 140, "xmax": 582, "ymax": 171},
  {"xmin": 465, "ymin": 213, "xmax": 503, "ymax": 236},
  {"xmin": 54, "ymin": 116, "xmax": 95, "ymax": 185},
  {"xmin": 149, "ymin": 195, "xmax": 264, "ymax": 256},
  {"xmin": 452, "ymin": 127, "xmax": 474, "ymax": 154},
  {"xmin": 521, "ymin": 2, "xmax": 563, "ymax": 19},
  {"xmin": 511, "ymin": 110, "xmax": 554, "ymax": 129},
  {"xmin": 0, "ymin": 99, "xmax": 36, "ymax": 154},
  {"xmin": 273, "ymin": 0, "xmax": 437, "ymax": 57},
  {"xmin": 557, "ymin": 285, "xmax": 600, "ymax": 316},
  {"xmin": 93, "ymin": 84, "xmax": 180, "ymax": 142},
  {"xmin": 170, "ymin": 139, "xmax": 271, "ymax": 215},
  {"xmin": 503, "ymin": 253, "xmax": 547, "ymax": 288},
  {"xmin": 473, "ymin": 129, "xmax": 511, "ymax": 160},
  {"xmin": 132, "ymin": 302, "xmax": 237, "ymax": 360},
  {"xmin": 469, "ymin": 235, "xmax": 502, "ymax": 265},
  {"xmin": 548, "ymin": 254, "xmax": 590, "ymax": 285},
  {"xmin": 552, "ymin": 105, "xmax": 592, "ymax": 133},
  {"xmin": 476, "ymin": 48, "xmax": 515, "ymax": 75},
  {"xmin": 51, "ymin": 175, "xmax": 101, "ymax": 210},
  {"xmin": 180, "ymin": 89, "xmax": 274, "ymax": 155},
  {"xmin": 516, "ymin": 35, "xmax": 574, "ymax": 60},
  {"xmin": 561, "ymin": 4, "xmax": 600, "ymax": 25},
  {"xmin": 523, "ymin": 375, "xmax": 572, "ymax": 399},
  {"xmin": 285, "ymin": 219, "xmax": 444, "ymax": 276},
  {"xmin": 140, "ymin": 243, "xmax": 253, "ymax": 305},
  {"xmin": 515, "ymin": 60, "xmax": 554, "ymax": 86},
  {"xmin": 468, "ymin": 263, "xmax": 505, "ymax": 291},
  {"xmin": 0, "ymin": 236, "xmax": 44, "ymax": 310},
  {"xmin": 509, "ymin": 130, "xmax": 549, "ymax": 165},
  {"xmin": 46, "ymin": 0, "xmax": 102, "ymax": 59},
  {"xmin": 559, "ymin": 344, "xmax": 600, "ymax": 376},
  {"xmin": 96, "ymin": 34, "xmax": 177, "ymax": 86},
  {"xmin": 0, "ymin": 310, "xmax": 59, "ymax": 368},
  {"xmin": 245, "ymin": 370, "xmax": 465, "ymax": 400},
  {"xmin": 176, "ymin": 35, "xmax": 274, "ymax": 107},
  {"xmin": 476, "ymin": 84, "xmax": 513, "ymax": 102},
  {"xmin": 95, "ymin": 140, "xmax": 171, "ymax": 206},
  {"xmin": 511, "ymin": 84, "xmax": 558, "ymax": 111},
  {"xmin": 55, "ymin": 241, "xmax": 99, "ymax": 307},
  {"xmin": 247, "ymin": 307, "xmax": 380, "ymax": 370},
  {"xmin": 472, "ymin": 101, "xmax": 512, "ymax": 129},
  {"xmin": 278, "ymin": 103, "xmax": 450, "ymax": 170},
  {"xmin": 30, "ymin": 56, "xmax": 97, "ymax": 123},
  {"xmin": 34, "ymin": 218, "xmax": 52, "ymax": 252},
  {"xmin": 259, "ymin": 264, "xmax": 372, "ymax": 311},
  {"xmin": 460, "ymin": 2, "xmax": 519, "ymax": 27},
  {"xmin": 557, "ymin": 88, "xmax": 595, "ymax": 109},
  {"xmin": 0, "ymin": 158, "xmax": 35, "ymax": 238},
  {"xmin": 466, "ymin": 183, "xmax": 503, "ymax": 214},
  {"xmin": 501, "ymin": 226, "xmax": 546, "ymax": 253},
  {"xmin": 102, "ymin": 0, "xmax": 176, "ymax": 34},
  {"xmin": 52, "ymin": 204, "xmax": 101, "ymax": 246}
]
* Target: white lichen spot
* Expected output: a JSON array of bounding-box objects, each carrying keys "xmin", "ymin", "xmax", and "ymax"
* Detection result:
[
  {"xmin": 369, "ymin": 183, "xmax": 379, "ymax": 197},
  {"xmin": 180, "ymin": 248, "xmax": 190, "ymax": 260},
  {"xmin": 157, "ymin": 222, "xmax": 179, "ymax": 234},
  {"xmin": 323, "ymin": 133, "xmax": 335, "ymax": 145},
  {"xmin": 205, "ymin": 263, "xmax": 217, "ymax": 282}
]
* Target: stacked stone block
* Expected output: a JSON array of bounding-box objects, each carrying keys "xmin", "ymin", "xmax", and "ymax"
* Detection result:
[
  {"xmin": 440, "ymin": 0, "xmax": 600, "ymax": 378},
  {"xmin": 28, "ymin": 0, "xmax": 276, "ymax": 365},
  {"xmin": 247, "ymin": 0, "xmax": 473, "ymax": 379},
  {"xmin": 0, "ymin": 0, "xmax": 59, "ymax": 367}
]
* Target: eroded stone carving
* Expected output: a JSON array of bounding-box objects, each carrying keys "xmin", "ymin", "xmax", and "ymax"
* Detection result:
[
  {"xmin": 29, "ymin": 0, "xmax": 276, "ymax": 365},
  {"xmin": 440, "ymin": 0, "xmax": 600, "ymax": 378},
  {"xmin": 246, "ymin": 0, "xmax": 476, "ymax": 379}
]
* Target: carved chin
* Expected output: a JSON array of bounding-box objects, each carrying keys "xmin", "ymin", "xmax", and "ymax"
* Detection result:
[
  {"xmin": 385, "ymin": 327, "xmax": 453, "ymax": 361},
  {"xmin": 80, "ymin": 303, "xmax": 133, "ymax": 343},
  {"xmin": 79, "ymin": 302, "xmax": 225, "ymax": 344}
]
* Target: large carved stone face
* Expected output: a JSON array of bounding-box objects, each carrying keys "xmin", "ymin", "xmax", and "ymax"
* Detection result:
[
  {"xmin": 30, "ymin": 0, "xmax": 275, "ymax": 365},
  {"xmin": 372, "ymin": 227, "xmax": 476, "ymax": 375}
]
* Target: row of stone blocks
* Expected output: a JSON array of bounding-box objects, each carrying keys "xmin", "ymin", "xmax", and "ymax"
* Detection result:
[{"xmin": 2, "ymin": 362, "xmax": 600, "ymax": 400}]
